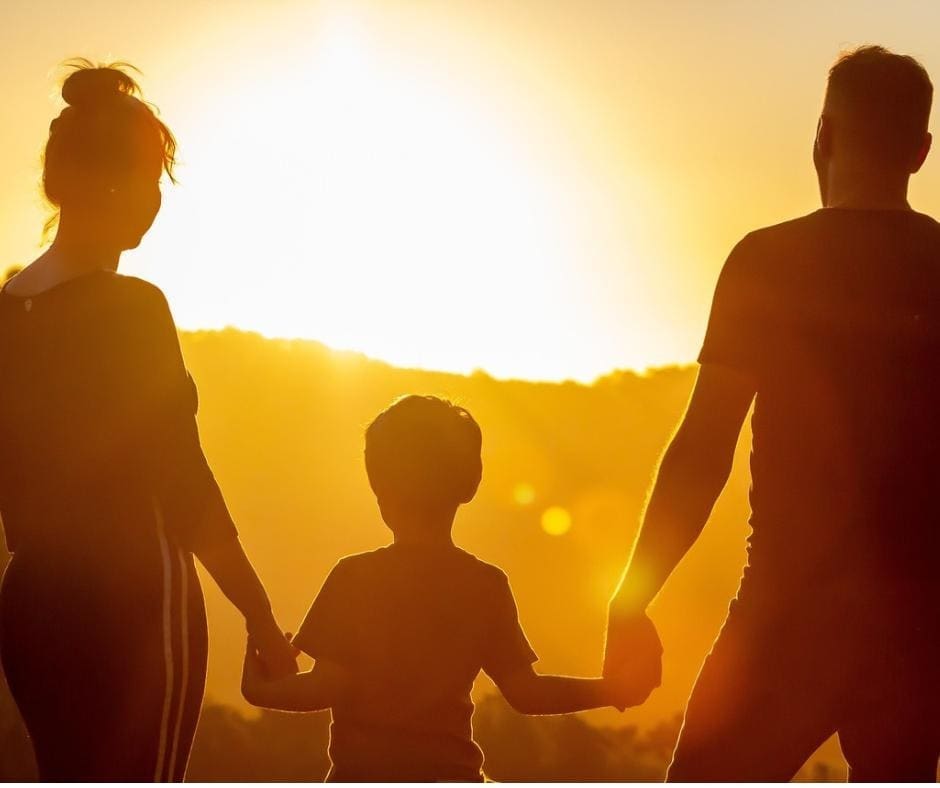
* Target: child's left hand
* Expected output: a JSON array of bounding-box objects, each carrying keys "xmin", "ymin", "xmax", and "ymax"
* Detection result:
[{"xmin": 241, "ymin": 635, "xmax": 268, "ymax": 705}]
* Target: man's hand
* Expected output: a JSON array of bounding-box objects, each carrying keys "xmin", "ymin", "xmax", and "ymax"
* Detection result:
[{"xmin": 603, "ymin": 608, "xmax": 663, "ymax": 706}]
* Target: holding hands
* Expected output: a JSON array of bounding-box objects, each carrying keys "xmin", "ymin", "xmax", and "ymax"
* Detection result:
[
  {"xmin": 603, "ymin": 607, "xmax": 663, "ymax": 709},
  {"xmin": 247, "ymin": 620, "xmax": 300, "ymax": 679}
]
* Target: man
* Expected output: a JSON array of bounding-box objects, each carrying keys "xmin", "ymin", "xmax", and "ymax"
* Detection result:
[{"xmin": 605, "ymin": 46, "xmax": 939, "ymax": 781}]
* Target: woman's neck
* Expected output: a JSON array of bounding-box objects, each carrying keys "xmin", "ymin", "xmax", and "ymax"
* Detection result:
[
  {"xmin": 9, "ymin": 226, "xmax": 121, "ymax": 296},
  {"xmin": 47, "ymin": 220, "xmax": 121, "ymax": 273}
]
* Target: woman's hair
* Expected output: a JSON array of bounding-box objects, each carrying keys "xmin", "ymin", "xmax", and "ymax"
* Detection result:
[{"xmin": 42, "ymin": 59, "xmax": 177, "ymax": 236}]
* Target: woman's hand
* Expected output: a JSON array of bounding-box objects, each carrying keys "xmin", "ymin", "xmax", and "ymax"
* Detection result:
[
  {"xmin": 248, "ymin": 620, "xmax": 300, "ymax": 679},
  {"xmin": 195, "ymin": 535, "xmax": 299, "ymax": 677}
]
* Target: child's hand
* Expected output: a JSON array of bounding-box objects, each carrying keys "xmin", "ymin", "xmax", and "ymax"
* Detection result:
[
  {"xmin": 602, "ymin": 668, "xmax": 653, "ymax": 712},
  {"xmin": 602, "ymin": 675, "xmax": 630, "ymax": 712},
  {"xmin": 241, "ymin": 635, "xmax": 268, "ymax": 705},
  {"xmin": 252, "ymin": 623, "xmax": 300, "ymax": 679}
]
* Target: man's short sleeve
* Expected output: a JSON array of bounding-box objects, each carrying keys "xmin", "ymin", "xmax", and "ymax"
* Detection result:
[
  {"xmin": 698, "ymin": 233, "xmax": 766, "ymax": 376},
  {"xmin": 481, "ymin": 572, "xmax": 538, "ymax": 679},
  {"xmin": 293, "ymin": 560, "xmax": 356, "ymax": 664}
]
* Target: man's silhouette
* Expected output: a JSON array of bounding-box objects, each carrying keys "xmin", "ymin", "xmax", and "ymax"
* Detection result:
[{"xmin": 605, "ymin": 46, "xmax": 939, "ymax": 781}]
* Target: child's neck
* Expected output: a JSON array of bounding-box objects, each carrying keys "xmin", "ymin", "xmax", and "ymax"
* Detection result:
[
  {"xmin": 379, "ymin": 499, "xmax": 457, "ymax": 547},
  {"xmin": 389, "ymin": 506, "xmax": 458, "ymax": 548},
  {"xmin": 392, "ymin": 528, "xmax": 455, "ymax": 548}
]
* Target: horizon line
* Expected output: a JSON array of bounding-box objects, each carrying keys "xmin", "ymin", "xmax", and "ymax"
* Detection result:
[{"xmin": 178, "ymin": 324, "xmax": 698, "ymax": 387}]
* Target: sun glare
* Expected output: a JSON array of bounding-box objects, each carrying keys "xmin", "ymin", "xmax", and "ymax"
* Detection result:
[{"xmin": 126, "ymin": 9, "xmax": 646, "ymax": 382}]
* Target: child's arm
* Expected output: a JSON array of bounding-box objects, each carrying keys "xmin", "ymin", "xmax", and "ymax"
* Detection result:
[
  {"xmin": 241, "ymin": 636, "xmax": 347, "ymax": 712},
  {"xmin": 489, "ymin": 663, "xmax": 627, "ymax": 715}
]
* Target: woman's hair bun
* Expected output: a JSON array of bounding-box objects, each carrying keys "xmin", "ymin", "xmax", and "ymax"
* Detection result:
[
  {"xmin": 61, "ymin": 60, "xmax": 140, "ymax": 108},
  {"xmin": 41, "ymin": 58, "xmax": 177, "ymax": 238}
]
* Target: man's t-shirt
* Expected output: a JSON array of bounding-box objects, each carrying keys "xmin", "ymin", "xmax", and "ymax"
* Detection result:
[
  {"xmin": 292, "ymin": 543, "xmax": 538, "ymax": 782},
  {"xmin": 700, "ymin": 208, "xmax": 940, "ymax": 614}
]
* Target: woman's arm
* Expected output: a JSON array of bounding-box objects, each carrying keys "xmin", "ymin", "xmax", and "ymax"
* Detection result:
[
  {"xmin": 127, "ymin": 285, "xmax": 297, "ymax": 678},
  {"xmin": 490, "ymin": 663, "xmax": 625, "ymax": 715},
  {"xmin": 196, "ymin": 533, "xmax": 298, "ymax": 678},
  {"xmin": 242, "ymin": 637, "xmax": 346, "ymax": 712}
]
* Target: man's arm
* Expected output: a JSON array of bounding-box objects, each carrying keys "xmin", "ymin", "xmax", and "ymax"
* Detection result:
[
  {"xmin": 611, "ymin": 363, "xmax": 755, "ymax": 613},
  {"xmin": 604, "ymin": 363, "xmax": 755, "ymax": 695}
]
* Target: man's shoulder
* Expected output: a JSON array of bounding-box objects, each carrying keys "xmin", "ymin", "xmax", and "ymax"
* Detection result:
[
  {"xmin": 743, "ymin": 208, "xmax": 940, "ymax": 246},
  {"xmin": 721, "ymin": 210, "xmax": 859, "ymax": 283},
  {"xmin": 734, "ymin": 211, "xmax": 824, "ymax": 255}
]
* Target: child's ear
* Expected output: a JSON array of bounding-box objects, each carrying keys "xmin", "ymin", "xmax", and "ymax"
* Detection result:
[{"xmin": 457, "ymin": 463, "xmax": 483, "ymax": 503}]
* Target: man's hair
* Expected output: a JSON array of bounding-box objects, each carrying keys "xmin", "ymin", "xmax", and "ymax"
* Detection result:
[
  {"xmin": 365, "ymin": 395, "xmax": 483, "ymax": 509},
  {"xmin": 824, "ymin": 45, "xmax": 932, "ymax": 166}
]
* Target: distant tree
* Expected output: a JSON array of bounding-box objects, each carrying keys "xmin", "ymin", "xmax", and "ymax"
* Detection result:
[{"xmin": 185, "ymin": 694, "xmax": 683, "ymax": 782}]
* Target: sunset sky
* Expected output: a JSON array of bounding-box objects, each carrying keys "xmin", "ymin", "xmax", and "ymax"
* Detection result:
[{"xmin": 4, "ymin": 0, "xmax": 940, "ymax": 380}]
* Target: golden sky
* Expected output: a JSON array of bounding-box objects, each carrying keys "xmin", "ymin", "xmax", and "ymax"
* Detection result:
[{"xmin": 3, "ymin": 0, "xmax": 940, "ymax": 380}]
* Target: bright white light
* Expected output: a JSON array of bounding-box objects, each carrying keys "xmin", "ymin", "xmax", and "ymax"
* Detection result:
[{"xmin": 130, "ymin": 11, "xmax": 644, "ymax": 381}]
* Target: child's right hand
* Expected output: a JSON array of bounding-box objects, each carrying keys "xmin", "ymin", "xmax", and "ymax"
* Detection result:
[{"xmin": 602, "ymin": 672, "xmax": 645, "ymax": 712}]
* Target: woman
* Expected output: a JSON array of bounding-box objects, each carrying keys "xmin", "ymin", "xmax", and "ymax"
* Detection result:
[{"xmin": 0, "ymin": 61, "xmax": 297, "ymax": 781}]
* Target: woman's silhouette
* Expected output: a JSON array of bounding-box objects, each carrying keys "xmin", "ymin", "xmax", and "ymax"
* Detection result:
[{"xmin": 0, "ymin": 61, "xmax": 297, "ymax": 781}]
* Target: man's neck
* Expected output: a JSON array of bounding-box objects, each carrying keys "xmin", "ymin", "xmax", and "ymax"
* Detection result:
[{"xmin": 823, "ymin": 166, "xmax": 912, "ymax": 211}]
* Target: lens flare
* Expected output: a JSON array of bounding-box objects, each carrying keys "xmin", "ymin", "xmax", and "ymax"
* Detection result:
[
  {"xmin": 513, "ymin": 483, "xmax": 536, "ymax": 506},
  {"xmin": 540, "ymin": 506, "xmax": 572, "ymax": 536}
]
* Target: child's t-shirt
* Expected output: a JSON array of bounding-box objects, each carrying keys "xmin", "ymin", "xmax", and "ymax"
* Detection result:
[{"xmin": 292, "ymin": 542, "xmax": 538, "ymax": 782}]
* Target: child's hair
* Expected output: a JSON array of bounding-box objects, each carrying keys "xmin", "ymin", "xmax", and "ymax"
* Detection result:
[
  {"xmin": 42, "ymin": 59, "xmax": 177, "ymax": 236},
  {"xmin": 365, "ymin": 395, "xmax": 483, "ymax": 509}
]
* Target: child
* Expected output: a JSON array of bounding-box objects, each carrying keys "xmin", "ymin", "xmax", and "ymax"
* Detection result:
[{"xmin": 242, "ymin": 395, "xmax": 636, "ymax": 781}]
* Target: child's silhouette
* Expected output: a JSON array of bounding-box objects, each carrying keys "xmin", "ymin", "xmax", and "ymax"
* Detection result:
[{"xmin": 242, "ymin": 395, "xmax": 637, "ymax": 781}]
